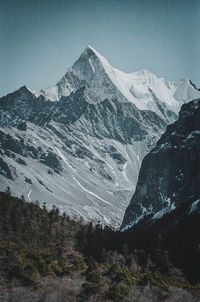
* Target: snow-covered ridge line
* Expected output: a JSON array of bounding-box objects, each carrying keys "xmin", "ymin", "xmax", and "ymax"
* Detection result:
[{"xmin": 37, "ymin": 46, "xmax": 200, "ymax": 117}]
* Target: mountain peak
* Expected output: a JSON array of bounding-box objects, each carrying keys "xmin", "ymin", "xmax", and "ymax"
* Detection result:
[
  {"xmin": 39, "ymin": 46, "xmax": 200, "ymax": 112},
  {"xmin": 180, "ymin": 78, "xmax": 190, "ymax": 85},
  {"xmin": 15, "ymin": 85, "xmax": 41, "ymax": 99},
  {"xmin": 174, "ymin": 78, "xmax": 200, "ymax": 103},
  {"xmin": 85, "ymin": 45, "xmax": 97, "ymax": 53},
  {"xmin": 19, "ymin": 85, "xmax": 30, "ymax": 92},
  {"xmin": 13, "ymin": 85, "xmax": 35, "ymax": 97},
  {"xmin": 80, "ymin": 45, "xmax": 111, "ymax": 69},
  {"xmin": 179, "ymin": 79, "xmax": 200, "ymax": 91},
  {"xmin": 84, "ymin": 45, "xmax": 105, "ymax": 58}
]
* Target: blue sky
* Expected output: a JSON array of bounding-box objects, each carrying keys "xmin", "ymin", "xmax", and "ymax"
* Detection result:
[{"xmin": 0, "ymin": 0, "xmax": 200, "ymax": 96}]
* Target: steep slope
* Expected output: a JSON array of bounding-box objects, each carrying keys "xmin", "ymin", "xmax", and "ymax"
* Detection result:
[
  {"xmin": 121, "ymin": 98, "xmax": 200, "ymax": 230},
  {"xmin": 1, "ymin": 46, "xmax": 200, "ymax": 226},
  {"xmin": 0, "ymin": 85, "xmax": 167, "ymax": 226}
]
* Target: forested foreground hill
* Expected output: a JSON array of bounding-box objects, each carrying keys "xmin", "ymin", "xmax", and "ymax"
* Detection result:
[{"xmin": 0, "ymin": 191, "xmax": 200, "ymax": 302}]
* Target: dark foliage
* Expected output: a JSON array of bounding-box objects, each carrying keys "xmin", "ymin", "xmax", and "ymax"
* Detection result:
[
  {"xmin": 77, "ymin": 201, "xmax": 200, "ymax": 283},
  {"xmin": 0, "ymin": 191, "xmax": 85, "ymax": 286},
  {"xmin": 0, "ymin": 191, "xmax": 199, "ymax": 301}
]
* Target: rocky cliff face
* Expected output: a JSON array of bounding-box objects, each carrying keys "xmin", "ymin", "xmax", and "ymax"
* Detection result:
[{"xmin": 121, "ymin": 98, "xmax": 200, "ymax": 230}]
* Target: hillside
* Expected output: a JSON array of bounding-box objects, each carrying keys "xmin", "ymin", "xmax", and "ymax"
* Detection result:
[{"xmin": 0, "ymin": 191, "xmax": 199, "ymax": 302}]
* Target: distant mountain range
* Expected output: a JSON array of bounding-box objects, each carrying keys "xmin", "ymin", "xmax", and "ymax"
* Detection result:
[{"xmin": 1, "ymin": 46, "xmax": 200, "ymax": 226}]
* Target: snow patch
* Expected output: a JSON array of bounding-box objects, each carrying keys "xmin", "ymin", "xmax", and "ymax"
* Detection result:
[
  {"xmin": 189, "ymin": 199, "xmax": 200, "ymax": 214},
  {"xmin": 27, "ymin": 189, "xmax": 32, "ymax": 201},
  {"xmin": 153, "ymin": 197, "xmax": 175, "ymax": 220}
]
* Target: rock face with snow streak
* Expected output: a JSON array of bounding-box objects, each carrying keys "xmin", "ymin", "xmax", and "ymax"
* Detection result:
[
  {"xmin": 121, "ymin": 98, "xmax": 200, "ymax": 230},
  {"xmin": 1, "ymin": 46, "xmax": 200, "ymax": 226}
]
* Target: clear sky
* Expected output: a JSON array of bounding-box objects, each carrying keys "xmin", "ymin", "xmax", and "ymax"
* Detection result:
[{"xmin": 0, "ymin": 0, "xmax": 200, "ymax": 96}]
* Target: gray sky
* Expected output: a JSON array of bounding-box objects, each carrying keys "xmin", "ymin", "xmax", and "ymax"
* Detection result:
[{"xmin": 0, "ymin": 0, "xmax": 200, "ymax": 96}]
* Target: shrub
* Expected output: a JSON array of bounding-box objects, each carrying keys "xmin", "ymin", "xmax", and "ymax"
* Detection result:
[
  {"xmin": 72, "ymin": 256, "xmax": 87, "ymax": 271},
  {"xmin": 108, "ymin": 263, "xmax": 134, "ymax": 285},
  {"xmin": 106, "ymin": 285, "xmax": 129, "ymax": 301},
  {"xmin": 81, "ymin": 282, "xmax": 100, "ymax": 297}
]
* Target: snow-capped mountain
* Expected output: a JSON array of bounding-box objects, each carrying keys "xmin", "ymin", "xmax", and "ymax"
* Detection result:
[
  {"xmin": 121, "ymin": 98, "xmax": 200, "ymax": 231},
  {"xmin": 1, "ymin": 46, "xmax": 200, "ymax": 226},
  {"xmin": 40, "ymin": 46, "xmax": 198, "ymax": 119}
]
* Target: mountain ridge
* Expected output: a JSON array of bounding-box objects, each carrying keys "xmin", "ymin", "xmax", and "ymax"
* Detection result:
[
  {"xmin": 1, "ymin": 46, "xmax": 200, "ymax": 226},
  {"xmin": 37, "ymin": 46, "xmax": 200, "ymax": 117}
]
